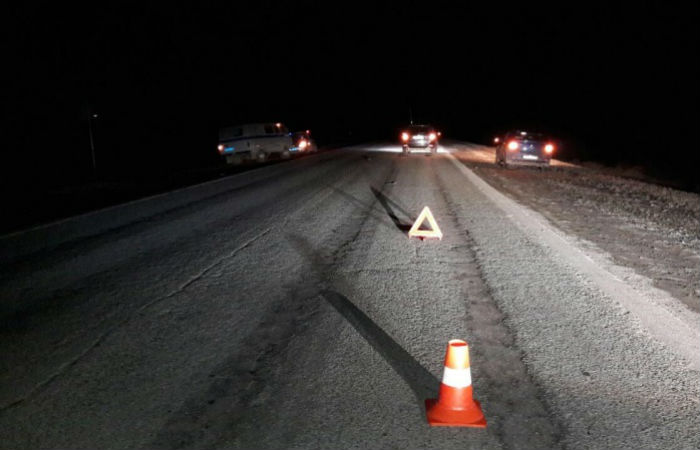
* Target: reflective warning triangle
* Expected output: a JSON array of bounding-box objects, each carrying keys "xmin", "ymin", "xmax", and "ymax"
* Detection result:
[{"xmin": 408, "ymin": 206, "xmax": 443, "ymax": 240}]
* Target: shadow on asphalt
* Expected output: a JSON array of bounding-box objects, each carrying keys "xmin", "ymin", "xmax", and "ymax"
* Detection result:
[
  {"xmin": 327, "ymin": 187, "xmax": 397, "ymax": 233},
  {"xmin": 369, "ymin": 186, "xmax": 413, "ymax": 233},
  {"xmin": 320, "ymin": 290, "xmax": 438, "ymax": 406},
  {"xmin": 285, "ymin": 233, "xmax": 438, "ymax": 410}
]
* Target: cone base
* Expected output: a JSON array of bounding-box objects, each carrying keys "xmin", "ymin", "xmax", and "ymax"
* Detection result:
[{"xmin": 425, "ymin": 398, "xmax": 487, "ymax": 428}]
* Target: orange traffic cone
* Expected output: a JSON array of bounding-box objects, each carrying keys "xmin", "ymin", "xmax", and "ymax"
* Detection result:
[{"xmin": 425, "ymin": 339, "xmax": 487, "ymax": 428}]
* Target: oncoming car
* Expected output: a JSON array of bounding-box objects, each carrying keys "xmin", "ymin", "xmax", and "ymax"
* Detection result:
[
  {"xmin": 291, "ymin": 130, "xmax": 317, "ymax": 154},
  {"xmin": 217, "ymin": 122, "xmax": 293, "ymax": 164},
  {"xmin": 400, "ymin": 125, "xmax": 439, "ymax": 155},
  {"xmin": 495, "ymin": 131, "xmax": 555, "ymax": 167}
]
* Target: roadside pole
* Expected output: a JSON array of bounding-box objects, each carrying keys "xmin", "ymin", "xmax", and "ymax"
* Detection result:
[{"xmin": 88, "ymin": 113, "xmax": 98, "ymax": 174}]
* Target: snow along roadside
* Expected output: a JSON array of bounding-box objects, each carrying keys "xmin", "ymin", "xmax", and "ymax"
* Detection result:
[{"xmin": 446, "ymin": 153, "xmax": 700, "ymax": 371}]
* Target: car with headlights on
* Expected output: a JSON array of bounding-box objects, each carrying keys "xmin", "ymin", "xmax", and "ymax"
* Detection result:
[
  {"xmin": 400, "ymin": 124, "xmax": 439, "ymax": 155},
  {"xmin": 495, "ymin": 131, "xmax": 555, "ymax": 167},
  {"xmin": 291, "ymin": 130, "xmax": 317, "ymax": 154}
]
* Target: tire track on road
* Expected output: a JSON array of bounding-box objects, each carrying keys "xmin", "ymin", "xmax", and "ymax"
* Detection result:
[
  {"xmin": 428, "ymin": 156, "xmax": 563, "ymax": 449},
  {"xmin": 147, "ymin": 153, "xmax": 402, "ymax": 449}
]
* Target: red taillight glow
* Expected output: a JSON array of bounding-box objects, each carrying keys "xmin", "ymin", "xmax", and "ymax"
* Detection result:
[
  {"xmin": 545, "ymin": 143, "xmax": 554, "ymax": 153},
  {"xmin": 401, "ymin": 132, "xmax": 410, "ymax": 142},
  {"xmin": 299, "ymin": 139, "xmax": 308, "ymax": 150},
  {"xmin": 507, "ymin": 140, "xmax": 519, "ymax": 151},
  {"xmin": 429, "ymin": 132, "xmax": 437, "ymax": 141}
]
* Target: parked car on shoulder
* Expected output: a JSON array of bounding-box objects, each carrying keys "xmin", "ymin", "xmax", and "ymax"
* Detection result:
[
  {"xmin": 400, "ymin": 124, "xmax": 439, "ymax": 155},
  {"xmin": 495, "ymin": 131, "xmax": 555, "ymax": 167},
  {"xmin": 218, "ymin": 122, "xmax": 293, "ymax": 164}
]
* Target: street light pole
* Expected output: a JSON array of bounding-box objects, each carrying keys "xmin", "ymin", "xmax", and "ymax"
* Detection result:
[{"xmin": 88, "ymin": 113, "xmax": 98, "ymax": 173}]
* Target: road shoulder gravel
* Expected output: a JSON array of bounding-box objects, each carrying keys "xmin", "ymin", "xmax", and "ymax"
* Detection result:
[{"xmin": 441, "ymin": 151, "xmax": 700, "ymax": 449}]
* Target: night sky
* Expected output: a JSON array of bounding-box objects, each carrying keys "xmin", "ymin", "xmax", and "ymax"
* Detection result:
[{"xmin": 3, "ymin": 3, "xmax": 697, "ymax": 191}]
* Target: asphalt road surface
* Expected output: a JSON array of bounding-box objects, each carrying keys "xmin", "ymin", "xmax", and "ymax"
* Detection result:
[{"xmin": 1, "ymin": 143, "xmax": 698, "ymax": 449}]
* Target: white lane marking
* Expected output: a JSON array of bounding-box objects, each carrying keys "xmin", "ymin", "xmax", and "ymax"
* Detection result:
[
  {"xmin": 445, "ymin": 152, "xmax": 700, "ymax": 371},
  {"xmin": 442, "ymin": 367, "xmax": 472, "ymax": 388}
]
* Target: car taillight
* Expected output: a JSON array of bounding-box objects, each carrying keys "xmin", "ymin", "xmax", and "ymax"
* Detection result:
[
  {"xmin": 429, "ymin": 132, "xmax": 437, "ymax": 141},
  {"xmin": 401, "ymin": 132, "xmax": 410, "ymax": 142},
  {"xmin": 217, "ymin": 144, "xmax": 225, "ymax": 153},
  {"xmin": 544, "ymin": 143, "xmax": 554, "ymax": 154},
  {"xmin": 507, "ymin": 140, "xmax": 519, "ymax": 151},
  {"xmin": 299, "ymin": 139, "xmax": 308, "ymax": 150}
]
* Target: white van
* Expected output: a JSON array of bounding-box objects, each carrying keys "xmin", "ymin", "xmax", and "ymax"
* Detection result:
[{"xmin": 217, "ymin": 123, "xmax": 293, "ymax": 164}]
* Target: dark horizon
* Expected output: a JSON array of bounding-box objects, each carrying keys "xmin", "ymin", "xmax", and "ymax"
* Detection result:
[{"xmin": 3, "ymin": 3, "xmax": 698, "ymax": 191}]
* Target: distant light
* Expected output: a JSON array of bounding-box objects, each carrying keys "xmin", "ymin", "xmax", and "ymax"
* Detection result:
[
  {"xmin": 92, "ymin": 114, "xmax": 98, "ymax": 118},
  {"xmin": 507, "ymin": 141, "xmax": 519, "ymax": 150},
  {"xmin": 493, "ymin": 137, "xmax": 500, "ymax": 143},
  {"xmin": 217, "ymin": 144, "xmax": 225, "ymax": 153},
  {"xmin": 429, "ymin": 132, "xmax": 437, "ymax": 141},
  {"xmin": 276, "ymin": 122, "xmax": 281, "ymax": 127},
  {"xmin": 520, "ymin": 131, "xmax": 527, "ymax": 136},
  {"xmin": 306, "ymin": 129, "xmax": 310, "ymax": 135},
  {"xmin": 299, "ymin": 139, "xmax": 308, "ymax": 149},
  {"xmin": 401, "ymin": 132, "xmax": 410, "ymax": 142},
  {"xmin": 545, "ymin": 143, "xmax": 554, "ymax": 153}
]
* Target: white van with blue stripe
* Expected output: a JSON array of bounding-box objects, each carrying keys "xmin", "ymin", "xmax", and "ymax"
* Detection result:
[{"xmin": 217, "ymin": 123, "xmax": 293, "ymax": 164}]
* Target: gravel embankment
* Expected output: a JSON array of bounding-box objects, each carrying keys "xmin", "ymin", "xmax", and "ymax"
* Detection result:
[{"xmin": 456, "ymin": 147, "xmax": 699, "ymax": 313}]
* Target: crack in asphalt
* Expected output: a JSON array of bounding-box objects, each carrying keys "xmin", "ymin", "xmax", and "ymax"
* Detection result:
[
  {"xmin": 144, "ymin": 154, "xmax": 399, "ymax": 449},
  {"xmin": 0, "ymin": 227, "xmax": 273, "ymax": 412}
]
